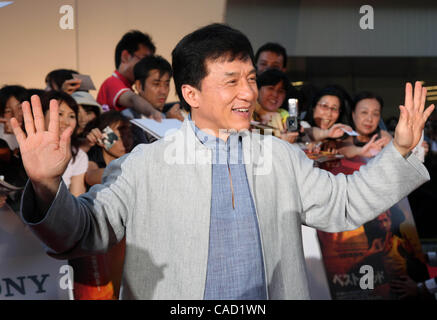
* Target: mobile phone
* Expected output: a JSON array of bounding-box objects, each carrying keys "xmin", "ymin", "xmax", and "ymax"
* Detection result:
[
  {"xmin": 73, "ymin": 74, "xmax": 96, "ymax": 91},
  {"xmin": 286, "ymin": 98, "xmax": 299, "ymax": 132},
  {"xmin": 102, "ymin": 126, "xmax": 118, "ymax": 150}
]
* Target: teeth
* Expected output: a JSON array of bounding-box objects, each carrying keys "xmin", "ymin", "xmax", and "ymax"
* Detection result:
[{"xmin": 233, "ymin": 108, "xmax": 249, "ymax": 112}]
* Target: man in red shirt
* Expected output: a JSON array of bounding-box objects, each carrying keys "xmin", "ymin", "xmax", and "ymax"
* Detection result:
[{"xmin": 97, "ymin": 30, "xmax": 162, "ymax": 121}]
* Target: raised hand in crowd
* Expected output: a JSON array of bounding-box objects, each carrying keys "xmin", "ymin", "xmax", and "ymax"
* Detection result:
[
  {"xmin": 61, "ymin": 79, "xmax": 82, "ymax": 95},
  {"xmin": 77, "ymin": 127, "xmax": 104, "ymax": 153},
  {"xmin": 360, "ymin": 134, "xmax": 390, "ymax": 158},
  {"xmin": 393, "ymin": 81, "xmax": 435, "ymax": 156},
  {"xmin": 336, "ymin": 133, "xmax": 389, "ymax": 158},
  {"xmin": 327, "ymin": 123, "xmax": 353, "ymax": 139},
  {"xmin": 308, "ymin": 123, "xmax": 353, "ymax": 141},
  {"xmin": 10, "ymin": 95, "xmax": 73, "ymax": 214},
  {"xmin": 118, "ymin": 90, "xmax": 162, "ymax": 122},
  {"xmin": 86, "ymin": 128, "xmax": 105, "ymax": 148},
  {"xmin": 165, "ymin": 103, "xmax": 185, "ymax": 121}
]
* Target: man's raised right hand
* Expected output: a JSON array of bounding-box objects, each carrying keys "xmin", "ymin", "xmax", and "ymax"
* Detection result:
[{"xmin": 10, "ymin": 95, "xmax": 73, "ymax": 196}]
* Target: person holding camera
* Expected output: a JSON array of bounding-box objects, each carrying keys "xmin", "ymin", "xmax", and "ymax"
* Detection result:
[{"xmin": 252, "ymin": 68, "xmax": 299, "ymax": 143}]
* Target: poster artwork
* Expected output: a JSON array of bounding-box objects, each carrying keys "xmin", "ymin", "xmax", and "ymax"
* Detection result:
[{"xmin": 317, "ymin": 159, "xmax": 429, "ymax": 300}]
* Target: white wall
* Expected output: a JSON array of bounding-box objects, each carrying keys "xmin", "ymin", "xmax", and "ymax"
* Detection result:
[{"xmin": 0, "ymin": 0, "xmax": 227, "ymax": 99}]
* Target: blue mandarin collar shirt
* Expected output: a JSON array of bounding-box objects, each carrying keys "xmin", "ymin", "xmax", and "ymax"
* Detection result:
[{"xmin": 188, "ymin": 116, "xmax": 267, "ymax": 300}]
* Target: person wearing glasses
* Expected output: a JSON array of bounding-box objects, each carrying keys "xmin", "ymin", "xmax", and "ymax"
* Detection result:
[{"xmin": 303, "ymin": 86, "xmax": 351, "ymax": 154}]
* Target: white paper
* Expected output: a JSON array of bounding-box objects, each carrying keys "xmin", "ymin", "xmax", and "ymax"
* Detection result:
[
  {"xmin": 341, "ymin": 128, "xmax": 359, "ymax": 136},
  {"xmin": 131, "ymin": 118, "xmax": 182, "ymax": 139},
  {"xmin": 0, "ymin": 2, "xmax": 14, "ymax": 9}
]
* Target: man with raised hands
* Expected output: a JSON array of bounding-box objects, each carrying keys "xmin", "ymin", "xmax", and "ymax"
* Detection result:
[{"xmin": 11, "ymin": 24, "xmax": 434, "ymax": 300}]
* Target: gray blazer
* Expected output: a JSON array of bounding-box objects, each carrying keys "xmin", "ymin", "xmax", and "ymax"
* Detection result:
[{"xmin": 21, "ymin": 120, "xmax": 430, "ymax": 299}]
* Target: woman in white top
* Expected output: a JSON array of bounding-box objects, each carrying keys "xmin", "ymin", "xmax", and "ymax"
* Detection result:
[{"xmin": 41, "ymin": 91, "xmax": 88, "ymax": 196}]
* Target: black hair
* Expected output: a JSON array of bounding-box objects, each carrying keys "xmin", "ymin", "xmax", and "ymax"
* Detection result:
[
  {"xmin": 349, "ymin": 91, "xmax": 384, "ymax": 143},
  {"xmin": 134, "ymin": 55, "xmax": 172, "ymax": 90},
  {"xmin": 80, "ymin": 104, "xmax": 101, "ymax": 119},
  {"xmin": 254, "ymin": 42, "xmax": 287, "ymax": 69},
  {"xmin": 172, "ymin": 23, "xmax": 255, "ymax": 111},
  {"xmin": 304, "ymin": 85, "xmax": 349, "ymax": 127},
  {"xmin": 163, "ymin": 101, "xmax": 180, "ymax": 114},
  {"xmin": 0, "ymin": 85, "xmax": 28, "ymax": 116},
  {"xmin": 83, "ymin": 110, "xmax": 133, "ymax": 153},
  {"xmin": 45, "ymin": 69, "xmax": 79, "ymax": 91},
  {"xmin": 352, "ymin": 91, "xmax": 384, "ymax": 112},
  {"xmin": 115, "ymin": 30, "xmax": 156, "ymax": 69},
  {"xmin": 40, "ymin": 90, "xmax": 80, "ymax": 161},
  {"xmin": 297, "ymin": 83, "xmax": 318, "ymax": 117},
  {"xmin": 26, "ymin": 88, "xmax": 45, "ymax": 99},
  {"xmin": 256, "ymin": 68, "xmax": 290, "ymax": 91}
]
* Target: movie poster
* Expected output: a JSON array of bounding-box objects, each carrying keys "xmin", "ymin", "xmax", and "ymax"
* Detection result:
[{"xmin": 317, "ymin": 158, "xmax": 429, "ymax": 300}]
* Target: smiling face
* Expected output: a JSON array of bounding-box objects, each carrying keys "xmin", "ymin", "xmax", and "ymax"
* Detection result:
[
  {"xmin": 77, "ymin": 105, "xmax": 97, "ymax": 131},
  {"xmin": 313, "ymin": 95, "xmax": 341, "ymax": 130},
  {"xmin": 258, "ymin": 81, "xmax": 287, "ymax": 112},
  {"xmin": 352, "ymin": 98, "xmax": 381, "ymax": 136},
  {"xmin": 187, "ymin": 58, "xmax": 258, "ymax": 137},
  {"xmin": 44, "ymin": 101, "xmax": 77, "ymax": 137},
  {"xmin": 3, "ymin": 96, "xmax": 23, "ymax": 133}
]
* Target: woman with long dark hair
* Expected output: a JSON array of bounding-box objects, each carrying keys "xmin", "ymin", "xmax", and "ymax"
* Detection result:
[{"xmin": 41, "ymin": 90, "xmax": 88, "ymax": 196}]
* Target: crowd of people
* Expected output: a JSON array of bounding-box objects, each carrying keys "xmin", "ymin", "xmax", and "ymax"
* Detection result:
[{"xmin": 0, "ymin": 25, "xmax": 436, "ymax": 300}]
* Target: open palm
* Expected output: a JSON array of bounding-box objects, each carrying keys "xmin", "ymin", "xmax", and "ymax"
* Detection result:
[
  {"xmin": 394, "ymin": 82, "xmax": 435, "ymax": 156},
  {"xmin": 327, "ymin": 123, "xmax": 353, "ymax": 139},
  {"xmin": 10, "ymin": 95, "xmax": 73, "ymax": 183}
]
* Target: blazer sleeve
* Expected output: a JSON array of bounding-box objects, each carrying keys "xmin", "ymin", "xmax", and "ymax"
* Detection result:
[
  {"xmin": 289, "ymin": 141, "xmax": 430, "ymax": 232},
  {"xmin": 19, "ymin": 145, "xmax": 145, "ymax": 259}
]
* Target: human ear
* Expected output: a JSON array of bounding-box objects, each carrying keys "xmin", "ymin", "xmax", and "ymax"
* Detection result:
[
  {"xmin": 181, "ymin": 84, "xmax": 200, "ymax": 110},
  {"xmin": 121, "ymin": 50, "xmax": 131, "ymax": 64},
  {"xmin": 134, "ymin": 80, "xmax": 143, "ymax": 94}
]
